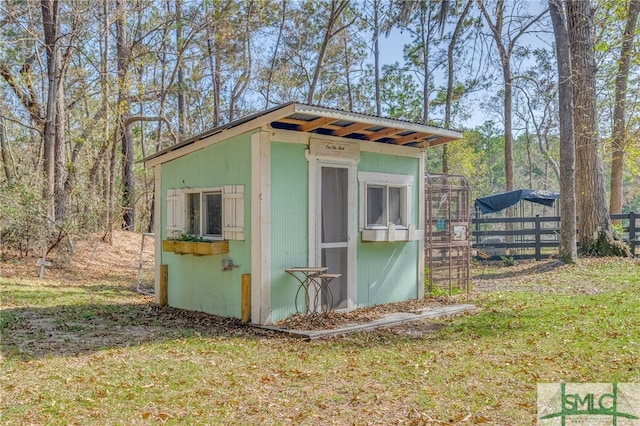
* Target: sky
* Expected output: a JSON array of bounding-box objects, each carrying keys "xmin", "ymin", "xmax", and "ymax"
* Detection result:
[{"xmin": 373, "ymin": 2, "xmax": 555, "ymax": 131}]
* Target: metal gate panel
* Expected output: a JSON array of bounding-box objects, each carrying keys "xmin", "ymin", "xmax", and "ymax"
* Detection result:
[{"xmin": 425, "ymin": 174, "xmax": 471, "ymax": 298}]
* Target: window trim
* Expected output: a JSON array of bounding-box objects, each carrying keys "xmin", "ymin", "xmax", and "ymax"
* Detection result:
[{"xmin": 358, "ymin": 172, "xmax": 413, "ymax": 231}]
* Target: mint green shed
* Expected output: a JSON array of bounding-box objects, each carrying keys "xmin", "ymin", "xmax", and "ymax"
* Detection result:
[{"xmin": 144, "ymin": 103, "xmax": 462, "ymax": 325}]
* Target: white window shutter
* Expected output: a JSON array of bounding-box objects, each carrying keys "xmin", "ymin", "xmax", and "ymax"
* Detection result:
[
  {"xmin": 166, "ymin": 188, "xmax": 185, "ymax": 238},
  {"xmin": 223, "ymin": 185, "xmax": 244, "ymax": 240}
]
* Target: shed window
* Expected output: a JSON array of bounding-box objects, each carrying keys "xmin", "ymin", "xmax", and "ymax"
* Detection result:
[
  {"xmin": 187, "ymin": 191, "xmax": 223, "ymax": 239},
  {"xmin": 365, "ymin": 184, "xmax": 407, "ymax": 228},
  {"xmin": 359, "ymin": 172, "xmax": 413, "ymax": 231},
  {"xmin": 167, "ymin": 185, "xmax": 244, "ymax": 241}
]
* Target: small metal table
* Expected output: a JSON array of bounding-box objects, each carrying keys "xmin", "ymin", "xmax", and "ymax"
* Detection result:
[{"xmin": 285, "ymin": 267, "xmax": 340, "ymax": 315}]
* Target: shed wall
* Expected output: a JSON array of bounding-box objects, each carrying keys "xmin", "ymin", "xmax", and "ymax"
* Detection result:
[
  {"xmin": 357, "ymin": 152, "xmax": 421, "ymax": 305},
  {"xmin": 160, "ymin": 132, "xmax": 254, "ymax": 318},
  {"xmin": 269, "ymin": 142, "xmax": 309, "ymax": 323}
]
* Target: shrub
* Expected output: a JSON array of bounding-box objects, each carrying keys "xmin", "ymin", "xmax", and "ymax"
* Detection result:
[{"xmin": 0, "ymin": 184, "xmax": 49, "ymax": 256}]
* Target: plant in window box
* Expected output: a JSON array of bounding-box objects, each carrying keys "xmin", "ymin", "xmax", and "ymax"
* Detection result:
[{"xmin": 163, "ymin": 233, "xmax": 229, "ymax": 256}]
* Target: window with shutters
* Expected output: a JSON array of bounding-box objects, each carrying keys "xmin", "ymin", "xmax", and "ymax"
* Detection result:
[
  {"xmin": 166, "ymin": 186, "xmax": 244, "ymax": 241},
  {"xmin": 186, "ymin": 191, "xmax": 222, "ymax": 238}
]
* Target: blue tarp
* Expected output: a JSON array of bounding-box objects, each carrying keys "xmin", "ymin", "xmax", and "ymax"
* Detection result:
[{"xmin": 475, "ymin": 189, "xmax": 560, "ymax": 214}]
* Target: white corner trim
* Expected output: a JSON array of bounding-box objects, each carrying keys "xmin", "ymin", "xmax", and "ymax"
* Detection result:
[
  {"xmin": 251, "ymin": 130, "xmax": 272, "ymax": 325},
  {"xmin": 418, "ymin": 153, "xmax": 426, "ymax": 299},
  {"xmin": 153, "ymin": 164, "xmax": 162, "ymax": 304}
]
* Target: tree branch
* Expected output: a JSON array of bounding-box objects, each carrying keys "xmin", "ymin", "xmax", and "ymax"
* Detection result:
[
  {"xmin": 0, "ymin": 61, "xmax": 44, "ymax": 124},
  {"xmin": 123, "ymin": 115, "xmax": 179, "ymax": 144}
]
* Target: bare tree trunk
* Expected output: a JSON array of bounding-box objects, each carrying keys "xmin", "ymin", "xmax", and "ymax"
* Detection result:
[
  {"xmin": 153, "ymin": 1, "xmax": 171, "ymax": 152},
  {"xmin": 176, "ymin": 0, "xmax": 187, "ymax": 136},
  {"xmin": 0, "ymin": 118, "xmax": 13, "ymax": 185},
  {"xmin": 536, "ymin": 121, "xmax": 560, "ymax": 184},
  {"xmin": 207, "ymin": 36, "xmax": 221, "ymax": 126},
  {"xmin": 502, "ymin": 65, "xmax": 514, "ymax": 192},
  {"xmin": 478, "ymin": 0, "xmax": 512, "ymax": 191},
  {"xmin": 443, "ymin": 0, "xmax": 473, "ymax": 173},
  {"xmin": 104, "ymin": 133, "xmax": 118, "ymax": 243},
  {"xmin": 264, "ymin": 0, "xmax": 286, "ymax": 108},
  {"xmin": 420, "ymin": 5, "xmax": 430, "ymax": 124},
  {"xmin": 121, "ymin": 123, "xmax": 135, "ymax": 230},
  {"xmin": 229, "ymin": 2, "xmax": 254, "ymax": 121},
  {"xmin": 89, "ymin": 0, "xmax": 111, "ymax": 202},
  {"xmin": 519, "ymin": 87, "xmax": 561, "ymax": 182},
  {"xmin": 609, "ymin": 0, "xmax": 639, "ymax": 220},
  {"xmin": 566, "ymin": 0, "xmax": 628, "ymax": 256},
  {"xmin": 373, "ymin": 0, "xmax": 381, "ymax": 116},
  {"xmin": 341, "ymin": 30, "xmax": 353, "ymax": 110},
  {"xmin": 41, "ymin": 0, "xmax": 59, "ymax": 221},
  {"xmin": 205, "ymin": 0, "xmax": 223, "ymax": 126},
  {"xmin": 477, "ymin": 0, "xmax": 546, "ymax": 192},
  {"xmin": 54, "ymin": 85, "xmax": 67, "ymax": 220},
  {"xmin": 549, "ymin": 0, "xmax": 577, "ymax": 262},
  {"xmin": 116, "ymin": 0, "xmax": 134, "ymax": 231},
  {"xmin": 307, "ymin": 0, "xmax": 350, "ymax": 104},
  {"xmin": 526, "ymin": 132, "xmax": 533, "ymax": 189}
]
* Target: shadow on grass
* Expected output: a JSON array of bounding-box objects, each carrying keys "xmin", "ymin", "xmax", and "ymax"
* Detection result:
[
  {"xmin": 0, "ymin": 302, "xmax": 277, "ymax": 361},
  {"xmin": 472, "ymin": 260, "xmax": 566, "ymax": 281}
]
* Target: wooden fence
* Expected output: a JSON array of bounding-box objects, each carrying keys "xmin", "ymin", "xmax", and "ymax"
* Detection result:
[{"xmin": 472, "ymin": 212, "xmax": 638, "ymax": 260}]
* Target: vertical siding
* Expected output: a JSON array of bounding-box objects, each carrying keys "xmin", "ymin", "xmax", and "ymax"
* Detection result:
[
  {"xmin": 269, "ymin": 142, "xmax": 309, "ymax": 323},
  {"xmin": 160, "ymin": 132, "xmax": 253, "ymax": 319},
  {"xmin": 357, "ymin": 152, "xmax": 420, "ymax": 306},
  {"xmin": 357, "ymin": 241, "xmax": 418, "ymax": 305}
]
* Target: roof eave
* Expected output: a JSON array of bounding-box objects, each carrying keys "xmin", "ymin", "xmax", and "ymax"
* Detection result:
[{"xmin": 143, "ymin": 102, "xmax": 463, "ymax": 166}]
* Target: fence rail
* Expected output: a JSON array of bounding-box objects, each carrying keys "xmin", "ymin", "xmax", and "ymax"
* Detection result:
[{"xmin": 472, "ymin": 212, "xmax": 638, "ymax": 260}]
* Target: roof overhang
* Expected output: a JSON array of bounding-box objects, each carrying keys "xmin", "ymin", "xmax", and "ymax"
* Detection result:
[{"xmin": 144, "ymin": 102, "xmax": 463, "ymax": 166}]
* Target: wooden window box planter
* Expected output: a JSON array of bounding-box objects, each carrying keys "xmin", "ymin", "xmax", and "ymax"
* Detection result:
[{"xmin": 162, "ymin": 240, "xmax": 229, "ymax": 256}]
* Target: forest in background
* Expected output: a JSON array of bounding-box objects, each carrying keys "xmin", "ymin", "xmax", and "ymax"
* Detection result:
[{"xmin": 0, "ymin": 0, "xmax": 639, "ymax": 255}]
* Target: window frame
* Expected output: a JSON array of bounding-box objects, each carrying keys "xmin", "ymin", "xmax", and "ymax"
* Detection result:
[
  {"xmin": 185, "ymin": 187, "xmax": 224, "ymax": 241},
  {"xmin": 358, "ymin": 172, "xmax": 413, "ymax": 231}
]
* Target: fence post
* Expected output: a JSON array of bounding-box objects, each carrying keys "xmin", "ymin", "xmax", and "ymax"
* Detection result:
[
  {"xmin": 159, "ymin": 264, "xmax": 168, "ymax": 306},
  {"xmin": 241, "ymin": 274, "xmax": 251, "ymax": 323},
  {"xmin": 630, "ymin": 212, "xmax": 636, "ymax": 257},
  {"xmin": 535, "ymin": 215, "xmax": 541, "ymax": 261}
]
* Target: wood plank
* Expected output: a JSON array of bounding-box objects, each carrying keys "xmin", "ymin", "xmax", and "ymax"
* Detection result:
[
  {"xmin": 209, "ymin": 241, "xmax": 229, "ymax": 255},
  {"xmin": 366, "ymin": 126, "xmax": 402, "ymax": 141},
  {"xmin": 159, "ymin": 264, "xmax": 168, "ymax": 306},
  {"xmin": 241, "ymin": 274, "xmax": 251, "ymax": 323},
  {"xmin": 392, "ymin": 132, "xmax": 430, "ymax": 145},
  {"xmin": 427, "ymin": 136, "xmax": 458, "ymax": 147},
  {"xmin": 332, "ymin": 122, "xmax": 369, "ymax": 136},
  {"xmin": 297, "ymin": 117, "xmax": 335, "ymax": 132}
]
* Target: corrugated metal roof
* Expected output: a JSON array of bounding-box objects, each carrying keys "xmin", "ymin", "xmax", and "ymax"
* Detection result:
[{"xmin": 143, "ymin": 102, "xmax": 463, "ymax": 164}]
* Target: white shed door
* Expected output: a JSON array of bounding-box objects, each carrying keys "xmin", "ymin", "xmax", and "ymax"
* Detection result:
[{"xmin": 318, "ymin": 165, "xmax": 351, "ymax": 310}]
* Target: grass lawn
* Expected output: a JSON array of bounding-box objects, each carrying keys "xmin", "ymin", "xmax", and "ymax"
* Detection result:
[{"xmin": 1, "ymin": 256, "xmax": 639, "ymax": 425}]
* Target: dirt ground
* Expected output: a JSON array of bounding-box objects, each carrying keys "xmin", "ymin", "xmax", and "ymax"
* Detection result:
[
  {"xmin": 2, "ymin": 230, "xmax": 466, "ymax": 320},
  {"xmin": 1, "ymin": 231, "xmax": 283, "ymax": 360},
  {"xmin": 1, "ymin": 231, "xmax": 590, "ymax": 359},
  {"xmin": 0, "ymin": 230, "xmax": 155, "ymax": 286}
]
